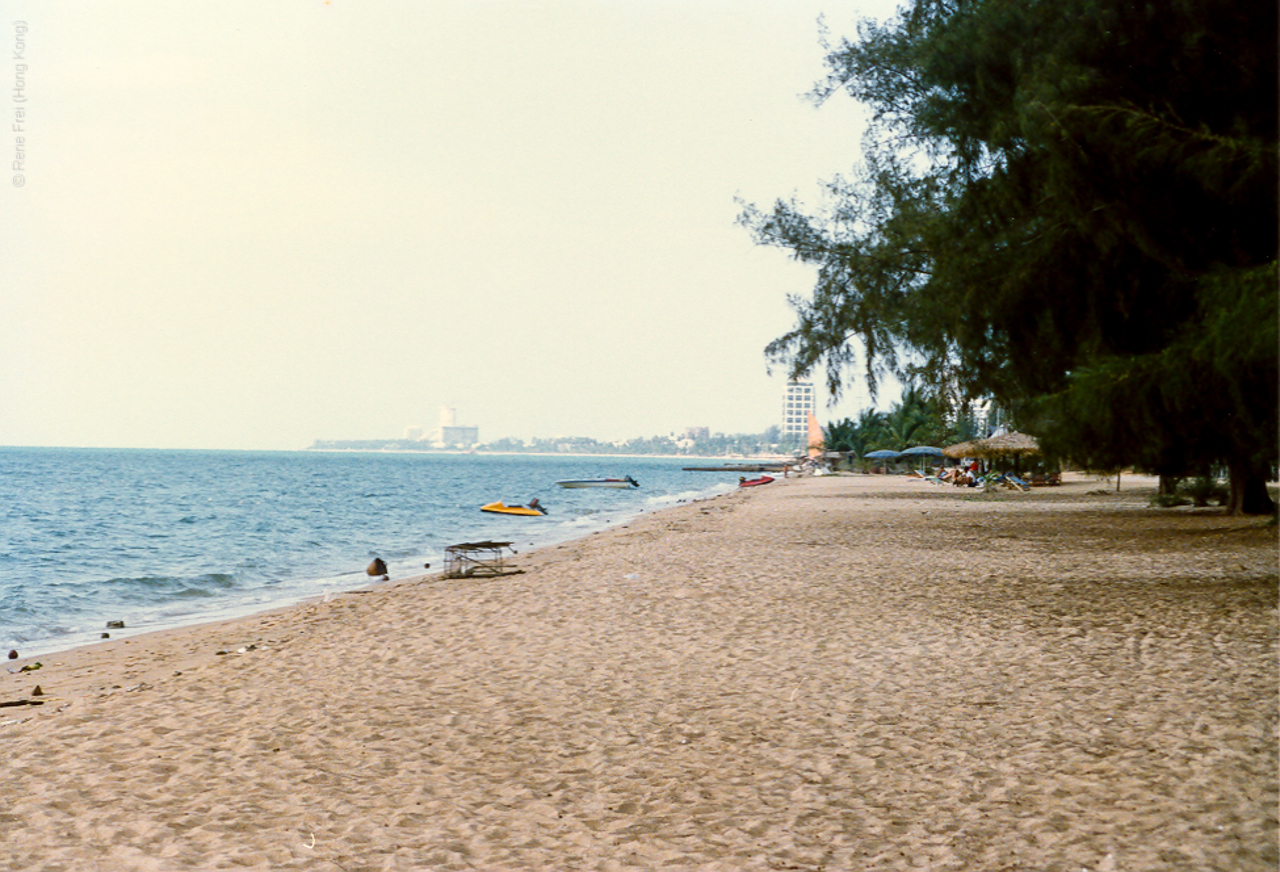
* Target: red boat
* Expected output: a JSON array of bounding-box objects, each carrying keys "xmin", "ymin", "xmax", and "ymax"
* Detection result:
[{"xmin": 738, "ymin": 475, "xmax": 775, "ymax": 487}]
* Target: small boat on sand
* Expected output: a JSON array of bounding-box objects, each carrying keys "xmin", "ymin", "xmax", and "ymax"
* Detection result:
[
  {"xmin": 554, "ymin": 476, "xmax": 639, "ymax": 489},
  {"xmin": 738, "ymin": 475, "xmax": 775, "ymax": 488},
  {"xmin": 481, "ymin": 499, "xmax": 547, "ymax": 516}
]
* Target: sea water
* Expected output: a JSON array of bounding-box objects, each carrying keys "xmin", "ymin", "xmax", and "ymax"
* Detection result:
[{"xmin": 0, "ymin": 448, "xmax": 738, "ymax": 657}]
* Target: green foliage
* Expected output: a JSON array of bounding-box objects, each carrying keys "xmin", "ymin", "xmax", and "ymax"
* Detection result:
[
  {"xmin": 1150, "ymin": 476, "xmax": 1231, "ymax": 508},
  {"xmin": 742, "ymin": 0, "xmax": 1278, "ymax": 512},
  {"xmin": 823, "ymin": 417, "xmax": 864, "ymax": 454},
  {"xmin": 1178, "ymin": 476, "xmax": 1230, "ymax": 508},
  {"xmin": 1030, "ymin": 262, "xmax": 1279, "ymax": 480},
  {"xmin": 882, "ymin": 388, "xmax": 948, "ymax": 448},
  {"xmin": 825, "ymin": 411, "xmax": 887, "ymax": 456},
  {"xmin": 827, "ymin": 387, "xmax": 977, "ymax": 456}
]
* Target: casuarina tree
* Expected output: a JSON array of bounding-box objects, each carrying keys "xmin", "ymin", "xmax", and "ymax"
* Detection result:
[{"xmin": 740, "ymin": 0, "xmax": 1277, "ymax": 513}]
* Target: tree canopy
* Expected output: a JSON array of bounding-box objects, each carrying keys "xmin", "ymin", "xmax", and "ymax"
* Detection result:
[
  {"xmin": 741, "ymin": 0, "xmax": 1277, "ymax": 512},
  {"xmin": 825, "ymin": 387, "xmax": 982, "ymax": 456}
]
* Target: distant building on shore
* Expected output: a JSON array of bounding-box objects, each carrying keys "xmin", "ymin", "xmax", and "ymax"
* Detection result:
[
  {"xmin": 427, "ymin": 406, "xmax": 479, "ymax": 448},
  {"xmin": 782, "ymin": 381, "xmax": 815, "ymax": 441}
]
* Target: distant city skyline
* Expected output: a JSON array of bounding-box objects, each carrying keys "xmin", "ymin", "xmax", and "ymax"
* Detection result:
[{"xmin": 365, "ymin": 377, "xmax": 898, "ymax": 450}]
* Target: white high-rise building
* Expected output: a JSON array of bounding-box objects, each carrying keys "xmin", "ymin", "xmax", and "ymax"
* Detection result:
[
  {"xmin": 782, "ymin": 381, "xmax": 815, "ymax": 439},
  {"xmin": 427, "ymin": 405, "xmax": 478, "ymax": 448}
]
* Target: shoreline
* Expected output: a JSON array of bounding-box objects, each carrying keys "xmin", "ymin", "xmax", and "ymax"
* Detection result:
[
  {"xmin": 0, "ymin": 470, "xmax": 1111, "ymax": 661},
  {"xmin": 3, "ymin": 478, "xmax": 746, "ymax": 664},
  {"xmin": 2, "ymin": 473, "xmax": 1275, "ymax": 870},
  {"xmin": 1, "ymin": 452, "xmax": 740, "ymax": 661},
  {"xmin": 6, "ymin": 484, "xmax": 742, "ymax": 664}
]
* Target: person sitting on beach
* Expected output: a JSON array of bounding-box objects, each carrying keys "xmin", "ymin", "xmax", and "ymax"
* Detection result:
[{"xmin": 367, "ymin": 557, "xmax": 389, "ymax": 580}]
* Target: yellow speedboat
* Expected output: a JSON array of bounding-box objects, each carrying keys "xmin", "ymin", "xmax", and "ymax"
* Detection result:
[{"xmin": 481, "ymin": 499, "xmax": 547, "ymax": 516}]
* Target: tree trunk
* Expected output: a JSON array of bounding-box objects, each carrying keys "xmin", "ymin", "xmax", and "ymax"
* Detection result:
[
  {"xmin": 1157, "ymin": 474, "xmax": 1182, "ymax": 496},
  {"xmin": 1227, "ymin": 459, "xmax": 1276, "ymax": 515}
]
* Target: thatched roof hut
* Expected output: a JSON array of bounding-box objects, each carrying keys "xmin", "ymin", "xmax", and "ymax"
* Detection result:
[
  {"xmin": 942, "ymin": 440, "xmax": 982, "ymax": 460},
  {"xmin": 979, "ymin": 431, "xmax": 1041, "ymax": 456},
  {"xmin": 943, "ymin": 432, "xmax": 1041, "ymax": 460}
]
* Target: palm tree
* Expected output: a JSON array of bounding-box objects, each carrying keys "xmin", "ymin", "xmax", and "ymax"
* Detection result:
[
  {"xmin": 881, "ymin": 389, "xmax": 943, "ymax": 447},
  {"xmin": 824, "ymin": 408, "xmax": 891, "ymax": 455}
]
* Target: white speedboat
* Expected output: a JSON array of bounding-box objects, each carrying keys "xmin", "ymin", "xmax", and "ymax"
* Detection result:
[{"xmin": 554, "ymin": 476, "xmax": 639, "ymax": 489}]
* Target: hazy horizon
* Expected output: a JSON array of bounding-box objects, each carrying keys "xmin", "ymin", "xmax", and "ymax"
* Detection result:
[{"xmin": 3, "ymin": 1, "xmax": 903, "ymax": 451}]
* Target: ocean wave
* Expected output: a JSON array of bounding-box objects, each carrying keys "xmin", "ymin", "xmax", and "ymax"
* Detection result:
[{"xmin": 100, "ymin": 573, "xmax": 238, "ymax": 601}]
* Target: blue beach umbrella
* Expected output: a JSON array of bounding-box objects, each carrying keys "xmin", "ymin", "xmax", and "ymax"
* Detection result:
[
  {"xmin": 864, "ymin": 449, "xmax": 902, "ymax": 459},
  {"xmin": 900, "ymin": 446, "xmax": 944, "ymax": 457}
]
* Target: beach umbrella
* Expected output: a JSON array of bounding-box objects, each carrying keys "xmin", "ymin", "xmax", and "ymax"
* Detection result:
[
  {"xmin": 900, "ymin": 445, "xmax": 944, "ymax": 457},
  {"xmin": 863, "ymin": 449, "xmax": 902, "ymax": 459}
]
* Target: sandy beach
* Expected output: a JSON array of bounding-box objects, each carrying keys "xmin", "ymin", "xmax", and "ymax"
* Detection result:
[{"xmin": 2, "ymin": 473, "xmax": 1275, "ymax": 871}]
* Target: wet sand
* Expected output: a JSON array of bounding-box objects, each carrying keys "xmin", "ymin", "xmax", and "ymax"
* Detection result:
[{"xmin": 2, "ymin": 473, "xmax": 1275, "ymax": 871}]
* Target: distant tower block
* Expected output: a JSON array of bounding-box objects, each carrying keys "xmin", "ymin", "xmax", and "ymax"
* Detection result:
[
  {"xmin": 429, "ymin": 405, "xmax": 479, "ymax": 448},
  {"xmin": 782, "ymin": 381, "xmax": 815, "ymax": 440}
]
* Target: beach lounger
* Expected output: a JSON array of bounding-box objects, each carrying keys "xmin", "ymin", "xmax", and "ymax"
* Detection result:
[{"xmin": 912, "ymin": 469, "xmax": 947, "ymax": 485}]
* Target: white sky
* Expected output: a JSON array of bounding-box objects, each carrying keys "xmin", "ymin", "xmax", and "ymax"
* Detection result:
[{"xmin": 2, "ymin": 0, "xmax": 903, "ymax": 450}]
